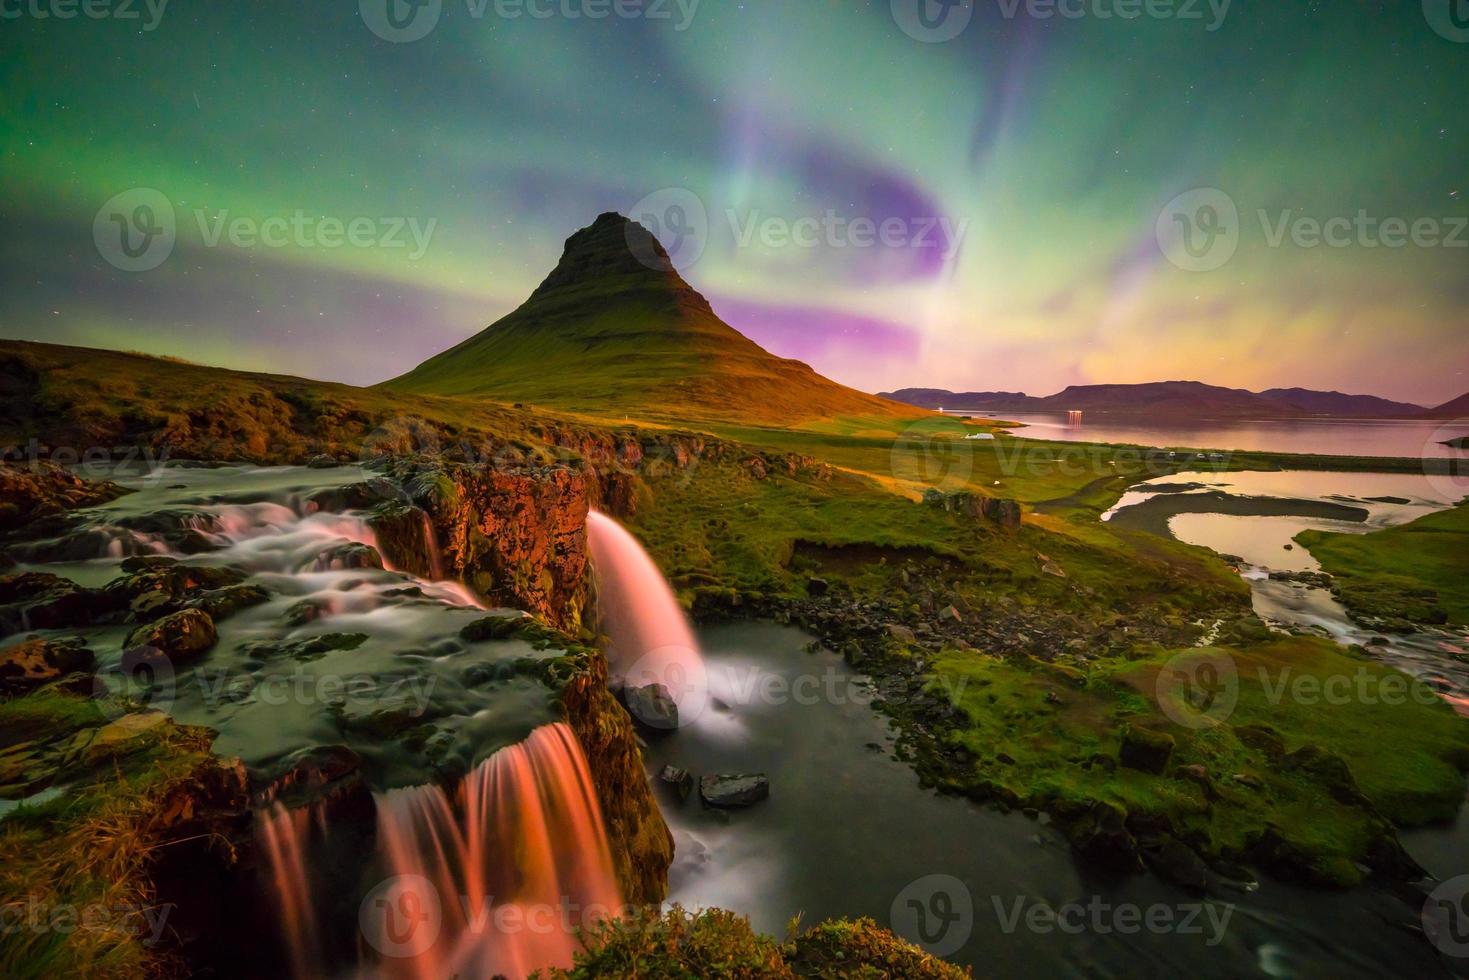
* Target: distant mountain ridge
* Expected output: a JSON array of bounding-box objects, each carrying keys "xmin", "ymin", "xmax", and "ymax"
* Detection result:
[
  {"xmin": 385, "ymin": 213, "xmax": 914, "ymax": 423},
  {"xmin": 878, "ymin": 381, "xmax": 1450, "ymax": 419}
]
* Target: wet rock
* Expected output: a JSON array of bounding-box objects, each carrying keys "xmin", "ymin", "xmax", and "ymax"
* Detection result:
[
  {"xmin": 367, "ymin": 502, "xmax": 439, "ymax": 579},
  {"xmin": 624, "ymin": 682, "xmax": 679, "ymax": 731},
  {"xmin": 657, "ymin": 765, "xmax": 694, "ymax": 801},
  {"xmin": 459, "ymin": 612, "xmax": 533, "ymax": 642},
  {"xmin": 0, "ymin": 460, "xmax": 130, "ymax": 531},
  {"xmin": 0, "ymin": 572, "xmax": 101, "ymax": 635},
  {"xmin": 120, "ymin": 554, "xmax": 178, "ymax": 574},
  {"xmin": 1119, "ymin": 725, "xmax": 1174, "ymax": 774},
  {"xmin": 241, "ymin": 632, "xmax": 367, "ymax": 662},
  {"xmin": 191, "ymin": 584, "xmax": 271, "ymax": 621},
  {"xmin": 700, "ymin": 773, "xmax": 769, "ymax": 808},
  {"xmin": 306, "ymin": 454, "xmax": 341, "ymax": 469},
  {"xmin": 1144, "ymin": 838, "xmax": 1211, "ymax": 891},
  {"xmin": 283, "ymin": 599, "xmax": 324, "ymax": 627},
  {"xmin": 0, "ymin": 635, "xmax": 95, "ymax": 695},
  {"xmin": 305, "ymin": 478, "xmax": 404, "ymax": 514},
  {"xmin": 125, "ymin": 608, "xmax": 218, "ymax": 663},
  {"xmin": 312, "ymin": 542, "xmax": 383, "ymax": 571},
  {"xmin": 1064, "ymin": 800, "xmax": 1138, "ymax": 869}
]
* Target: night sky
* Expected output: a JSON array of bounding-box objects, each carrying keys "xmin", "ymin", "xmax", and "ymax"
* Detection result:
[{"xmin": 3, "ymin": 1, "xmax": 1467, "ymax": 403}]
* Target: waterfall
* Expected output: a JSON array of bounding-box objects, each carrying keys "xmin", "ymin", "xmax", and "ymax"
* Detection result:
[
  {"xmin": 256, "ymin": 801, "xmax": 328, "ymax": 979},
  {"xmin": 260, "ymin": 723, "xmax": 621, "ymax": 980},
  {"xmin": 586, "ymin": 510, "xmax": 708, "ymax": 723},
  {"xmin": 363, "ymin": 722, "xmax": 622, "ymax": 978}
]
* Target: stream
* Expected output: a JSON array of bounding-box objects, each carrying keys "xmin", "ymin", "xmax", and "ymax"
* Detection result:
[{"xmin": 648, "ymin": 622, "xmax": 1466, "ymax": 978}]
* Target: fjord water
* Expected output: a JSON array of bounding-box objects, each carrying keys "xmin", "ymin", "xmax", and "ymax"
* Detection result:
[
  {"xmin": 969, "ymin": 412, "xmax": 1469, "ymax": 459},
  {"xmin": 647, "ymin": 622, "xmax": 1464, "ymax": 978}
]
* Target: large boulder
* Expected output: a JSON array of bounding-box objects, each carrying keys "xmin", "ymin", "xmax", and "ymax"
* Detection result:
[
  {"xmin": 125, "ymin": 608, "xmax": 217, "ymax": 663},
  {"xmin": 624, "ymin": 682, "xmax": 679, "ymax": 731},
  {"xmin": 700, "ymin": 773, "xmax": 770, "ymax": 808},
  {"xmin": 922, "ymin": 489, "xmax": 1022, "ymax": 529},
  {"xmin": 0, "ymin": 635, "xmax": 95, "ymax": 695}
]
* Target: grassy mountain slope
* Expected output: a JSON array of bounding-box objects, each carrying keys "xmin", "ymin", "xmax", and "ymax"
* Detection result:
[{"xmin": 382, "ymin": 213, "xmax": 917, "ymax": 425}]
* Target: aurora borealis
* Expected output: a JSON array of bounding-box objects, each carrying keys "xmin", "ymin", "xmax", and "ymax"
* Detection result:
[{"xmin": 2, "ymin": 1, "xmax": 1467, "ymax": 403}]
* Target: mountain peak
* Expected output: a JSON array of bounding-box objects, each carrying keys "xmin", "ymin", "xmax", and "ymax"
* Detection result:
[
  {"xmin": 531, "ymin": 212, "xmax": 677, "ymax": 299},
  {"xmin": 383, "ymin": 214, "xmax": 913, "ymax": 423}
]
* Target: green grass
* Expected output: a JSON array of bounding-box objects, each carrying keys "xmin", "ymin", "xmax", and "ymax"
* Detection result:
[
  {"xmin": 925, "ymin": 636, "xmax": 1469, "ymax": 885},
  {"xmin": 1298, "ymin": 500, "xmax": 1469, "ymax": 627},
  {"xmin": 0, "ymin": 692, "xmax": 228, "ymax": 979}
]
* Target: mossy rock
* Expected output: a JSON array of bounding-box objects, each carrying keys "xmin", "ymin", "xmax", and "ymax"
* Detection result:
[{"xmin": 1118, "ymin": 725, "xmax": 1175, "ymax": 774}]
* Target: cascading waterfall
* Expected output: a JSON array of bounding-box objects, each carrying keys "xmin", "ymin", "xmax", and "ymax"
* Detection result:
[
  {"xmin": 363, "ymin": 723, "xmax": 622, "ymax": 979},
  {"xmin": 70, "ymin": 471, "xmax": 689, "ymax": 978},
  {"xmin": 586, "ymin": 510, "xmax": 708, "ymax": 718},
  {"xmin": 257, "ymin": 802, "xmax": 329, "ymax": 979}
]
